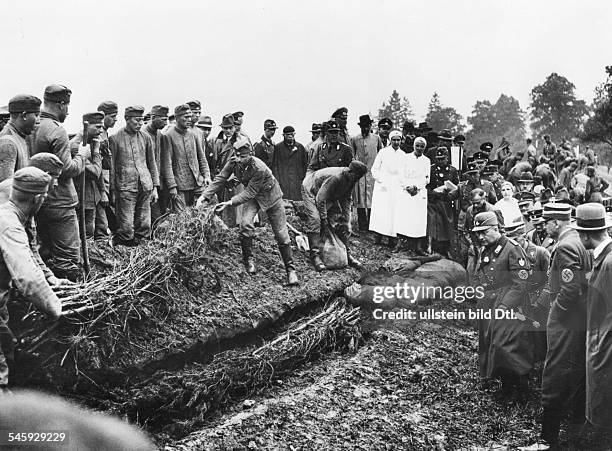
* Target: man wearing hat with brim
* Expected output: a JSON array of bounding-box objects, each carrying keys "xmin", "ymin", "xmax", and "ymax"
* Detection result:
[
  {"xmin": 307, "ymin": 119, "xmax": 353, "ymax": 173},
  {"xmin": 109, "ymin": 106, "xmax": 160, "ymax": 246},
  {"xmin": 0, "ymin": 166, "xmax": 62, "ymax": 392},
  {"xmin": 33, "ymin": 85, "xmax": 93, "ymax": 281},
  {"xmin": 424, "ymin": 129, "xmax": 452, "ymax": 161},
  {"xmin": 513, "ymin": 171, "xmax": 535, "ymax": 195},
  {"xmin": 0, "ymin": 95, "xmax": 42, "ymax": 182},
  {"xmin": 253, "ymin": 119, "xmax": 278, "ymax": 168},
  {"xmin": 301, "ymin": 161, "xmax": 368, "ymax": 271},
  {"xmin": 143, "ymin": 105, "xmax": 169, "ymax": 223},
  {"xmin": 197, "ymin": 137, "xmax": 299, "ymax": 286},
  {"xmin": 470, "ymin": 210, "xmax": 533, "ymax": 391},
  {"xmin": 426, "ymin": 147, "xmax": 460, "ymax": 257},
  {"xmin": 482, "ymin": 163, "xmax": 504, "ymax": 200},
  {"xmin": 331, "ymin": 107, "xmax": 349, "ymax": 145},
  {"xmin": 376, "ymin": 118, "xmax": 392, "ymax": 147},
  {"xmin": 572, "ymin": 203, "xmax": 612, "ymax": 439},
  {"xmin": 305, "ymin": 123, "xmax": 322, "ymax": 160},
  {"xmin": 415, "ymin": 121, "xmax": 432, "ymax": 138},
  {"xmin": 163, "ymin": 104, "xmax": 211, "ymax": 211},
  {"xmin": 535, "ymin": 202, "xmax": 592, "ymax": 448},
  {"xmin": 69, "ymin": 112, "xmax": 106, "ymax": 239},
  {"xmin": 195, "ymin": 116, "xmax": 216, "ymax": 177},
  {"xmin": 96, "ymin": 101, "xmax": 119, "ymax": 239},
  {"xmin": 271, "ymin": 126, "xmax": 308, "ymax": 201},
  {"xmin": 351, "ymin": 115, "xmax": 383, "ymax": 232},
  {"xmin": 459, "ymin": 162, "xmax": 497, "ymax": 218},
  {"xmin": 400, "ymin": 121, "xmax": 416, "ymax": 153},
  {"xmin": 0, "ymin": 106, "xmax": 9, "ymax": 133}
]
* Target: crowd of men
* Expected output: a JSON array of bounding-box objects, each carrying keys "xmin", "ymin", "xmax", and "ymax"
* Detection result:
[{"xmin": 1, "ymin": 85, "xmax": 612, "ymax": 447}]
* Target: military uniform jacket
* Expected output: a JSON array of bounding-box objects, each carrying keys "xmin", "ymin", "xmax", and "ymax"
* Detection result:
[
  {"xmin": 0, "ymin": 202, "xmax": 60, "ymax": 317},
  {"xmin": 143, "ymin": 124, "xmax": 168, "ymax": 189},
  {"xmin": 307, "ymin": 142, "xmax": 353, "ymax": 173},
  {"xmin": 303, "ymin": 167, "xmax": 354, "ymax": 223},
  {"xmin": 465, "ymin": 202, "xmax": 504, "ymax": 244},
  {"xmin": 459, "ymin": 179, "xmax": 498, "ymax": 212},
  {"xmin": 32, "ymin": 112, "xmax": 87, "ymax": 208},
  {"xmin": 526, "ymin": 228, "xmax": 556, "ymax": 253},
  {"xmin": 0, "ymin": 123, "xmax": 30, "ymax": 183},
  {"xmin": 109, "ymin": 127, "xmax": 159, "ymax": 193},
  {"xmin": 163, "ymin": 126, "xmax": 210, "ymax": 191},
  {"xmin": 203, "ymin": 156, "xmax": 282, "ymax": 210},
  {"xmin": 253, "ymin": 136, "xmax": 275, "ymax": 168}
]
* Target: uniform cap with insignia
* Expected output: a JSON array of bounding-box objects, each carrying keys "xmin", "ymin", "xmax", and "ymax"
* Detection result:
[
  {"xmin": 8, "ymin": 94, "xmax": 42, "ymax": 113},
  {"xmin": 150, "ymin": 105, "xmax": 169, "ymax": 118},
  {"xmin": 572, "ymin": 202, "xmax": 612, "ymax": 231},
  {"xmin": 464, "ymin": 161, "xmax": 480, "ymax": 175},
  {"xmin": 43, "ymin": 85, "xmax": 71, "ymax": 103},
  {"xmin": 283, "ymin": 125, "xmax": 295, "ymax": 134},
  {"xmin": 232, "ymin": 111, "xmax": 244, "ymax": 120},
  {"xmin": 12, "ymin": 167, "xmax": 52, "ymax": 194},
  {"xmin": 174, "ymin": 104, "xmax": 191, "ymax": 117},
  {"xmin": 472, "ymin": 151, "xmax": 489, "ymax": 162},
  {"xmin": 517, "ymin": 171, "xmax": 534, "ymax": 183},
  {"xmin": 482, "ymin": 165, "xmax": 498, "ymax": 175},
  {"xmin": 264, "ymin": 119, "xmax": 278, "ymax": 130},
  {"xmin": 82, "ymin": 112, "xmax": 105, "ymax": 125},
  {"xmin": 196, "ymin": 116, "xmax": 213, "ymax": 129},
  {"xmin": 471, "ymin": 211, "xmax": 499, "ymax": 232},
  {"xmin": 480, "ymin": 142, "xmax": 494, "ymax": 152},
  {"xmin": 454, "ymin": 134, "xmax": 466, "ymax": 143},
  {"xmin": 348, "ymin": 160, "xmax": 368, "ymax": 177},
  {"xmin": 186, "ymin": 100, "xmax": 201, "ymax": 111},
  {"xmin": 233, "ymin": 137, "xmax": 251, "ymax": 154},
  {"xmin": 326, "ymin": 119, "xmax": 341, "ymax": 132},
  {"xmin": 125, "ymin": 105, "xmax": 145, "ymax": 118},
  {"xmin": 97, "ymin": 101, "xmax": 118, "ymax": 115},
  {"xmin": 378, "ymin": 117, "xmax": 393, "ymax": 130},
  {"xmin": 310, "ymin": 123, "xmax": 322, "ymax": 132},
  {"xmin": 543, "ymin": 202, "xmax": 571, "ymax": 221},
  {"xmin": 29, "ymin": 153, "xmax": 64, "ymax": 177},
  {"xmin": 331, "ymin": 107, "xmax": 348, "ymax": 119},
  {"xmin": 437, "ymin": 129, "xmax": 453, "ymax": 141},
  {"xmin": 435, "ymin": 146, "xmax": 449, "ymax": 158}
]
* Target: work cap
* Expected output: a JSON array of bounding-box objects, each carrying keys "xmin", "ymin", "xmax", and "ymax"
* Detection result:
[
  {"xmin": 8, "ymin": 94, "xmax": 42, "ymax": 113},
  {"xmin": 82, "ymin": 112, "xmax": 104, "ymax": 125},
  {"xmin": 125, "ymin": 106, "xmax": 145, "ymax": 117},
  {"xmin": 29, "ymin": 153, "xmax": 64, "ymax": 177},
  {"xmin": 283, "ymin": 125, "xmax": 295, "ymax": 134},
  {"xmin": 174, "ymin": 104, "xmax": 191, "ymax": 117},
  {"xmin": 97, "ymin": 101, "xmax": 118, "ymax": 115},
  {"xmin": 43, "ymin": 85, "xmax": 71, "ymax": 103},
  {"xmin": 348, "ymin": 160, "xmax": 367, "ymax": 177},
  {"xmin": 12, "ymin": 167, "xmax": 52, "ymax": 194}
]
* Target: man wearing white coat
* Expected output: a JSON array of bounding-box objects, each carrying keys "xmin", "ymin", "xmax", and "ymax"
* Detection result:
[
  {"xmin": 369, "ymin": 130, "xmax": 407, "ymax": 249},
  {"xmin": 396, "ymin": 137, "xmax": 430, "ymax": 255}
]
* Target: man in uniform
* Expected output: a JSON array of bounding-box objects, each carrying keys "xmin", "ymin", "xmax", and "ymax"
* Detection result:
[
  {"xmin": 96, "ymin": 101, "xmax": 119, "ymax": 239},
  {"xmin": 33, "ymin": 85, "xmax": 90, "ymax": 281},
  {"xmin": 109, "ymin": 106, "xmax": 159, "ymax": 246},
  {"xmin": 186, "ymin": 100, "xmax": 203, "ymax": 146},
  {"xmin": 470, "ymin": 211, "xmax": 532, "ymax": 391},
  {"xmin": 197, "ymin": 138, "xmax": 298, "ymax": 286},
  {"xmin": 331, "ymin": 107, "xmax": 350, "ymax": 145},
  {"xmin": 482, "ymin": 164, "xmax": 504, "ymax": 199},
  {"xmin": 301, "ymin": 161, "xmax": 368, "ymax": 271},
  {"xmin": 253, "ymin": 119, "xmax": 278, "ymax": 168},
  {"xmin": 0, "ymin": 167, "xmax": 62, "ymax": 391},
  {"xmin": 526, "ymin": 206, "xmax": 556, "ymax": 252},
  {"xmin": 376, "ymin": 118, "xmax": 393, "ymax": 147},
  {"xmin": 459, "ymin": 162, "xmax": 497, "ymax": 215},
  {"xmin": 232, "ymin": 111, "xmax": 252, "ymax": 144},
  {"xmin": 537, "ymin": 202, "xmax": 592, "ymax": 448},
  {"xmin": 305, "ymin": 123, "xmax": 322, "ymax": 160},
  {"xmin": 142, "ymin": 105, "xmax": 169, "ymax": 223},
  {"xmin": 308, "ymin": 119, "xmax": 353, "ymax": 172},
  {"xmin": 0, "ymin": 95, "xmax": 41, "ymax": 181},
  {"xmin": 69, "ymin": 112, "xmax": 105, "ymax": 239},
  {"xmin": 351, "ymin": 115, "xmax": 382, "ymax": 232},
  {"xmin": 162, "ymin": 104, "xmax": 211, "ymax": 211}
]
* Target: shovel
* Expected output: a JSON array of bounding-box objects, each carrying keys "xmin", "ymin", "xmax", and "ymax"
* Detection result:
[{"xmin": 287, "ymin": 223, "xmax": 309, "ymax": 251}]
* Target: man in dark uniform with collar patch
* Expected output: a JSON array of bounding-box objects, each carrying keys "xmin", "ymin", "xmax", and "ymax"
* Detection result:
[
  {"xmin": 331, "ymin": 107, "xmax": 350, "ymax": 145},
  {"xmin": 307, "ymin": 120, "xmax": 353, "ymax": 173},
  {"xmin": 482, "ymin": 163, "xmax": 505, "ymax": 199},
  {"xmin": 526, "ymin": 206, "xmax": 556, "ymax": 252},
  {"xmin": 536, "ymin": 202, "xmax": 592, "ymax": 448},
  {"xmin": 376, "ymin": 118, "xmax": 393, "ymax": 147},
  {"xmin": 470, "ymin": 211, "xmax": 533, "ymax": 391},
  {"xmin": 198, "ymin": 138, "xmax": 298, "ymax": 286},
  {"xmin": 253, "ymin": 119, "xmax": 278, "ymax": 168},
  {"xmin": 459, "ymin": 162, "xmax": 497, "ymax": 215}
]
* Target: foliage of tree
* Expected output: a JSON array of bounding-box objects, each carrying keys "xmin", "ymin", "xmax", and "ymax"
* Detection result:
[
  {"xmin": 529, "ymin": 72, "xmax": 588, "ymax": 140},
  {"xmin": 377, "ymin": 90, "xmax": 414, "ymax": 130},
  {"xmin": 424, "ymin": 92, "xmax": 465, "ymax": 135},
  {"xmin": 583, "ymin": 65, "xmax": 612, "ymax": 146},
  {"xmin": 465, "ymin": 94, "xmax": 526, "ymax": 153}
]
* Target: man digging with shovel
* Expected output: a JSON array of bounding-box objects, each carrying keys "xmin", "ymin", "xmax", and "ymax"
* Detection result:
[{"xmin": 197, "ymin": 138, "xmax": 299, "ymax": 286}]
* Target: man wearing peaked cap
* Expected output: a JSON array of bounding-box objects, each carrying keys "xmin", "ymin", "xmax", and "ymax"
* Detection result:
[
  {"xmin": 459, "ymin": 161, "xmax": 497, "ymax": 217},
  {"xmin": 376, "ymin": 117, "xmax": 393, "ymax": 147},
  {"xmin": 197, "ymin": 138, "xmax": 300, "ymax": 286},
  {"xmin": 162, "ymin": 104, "xmax": 211, "ymax": 211},
  {"xmin": 308, "ymin": 119, "xmax": 353, "ymax": 174},
  {"xmin": 570, "ymin": 203, "xmax": 612, "ymax": 437},
  {"xmin": 34, "ymin": 84, "xmax": 93, "ymax": 281},
  {"xmin": 351, "ymin": 114, "xmax": 382, "ymax": 232},
  {"xmin": 270, "ymin": 125, "xmax": 308, "ymax": 202},
  {"xmin": 253, "ymin": 119, "xmax": 278, "ymax": 168},
  {"xmin": 331, "ymin": 107, "xmax": 349, "ymax": 145},
  {"xmin": 533, "ymin": 199, "xmax": 592, "ymax": 448},
  {"xmin": 143, "ymin": 105, "xmax": 169, "ymax": 224},
  {"xmin": 0, "ymin": 166, "xmax": 63, "ymax": 390},
  {"xmin": 0, "ymin": 95, "xmax": 42, "ymax": 183},
  {"xmin": 68, "ymin": 112, "xmax": 105, "ymax": 239},
  {"xmin": 108, "ymin": 105, "xmax": 160, "ymax": 246},
  {"xmin": 469, "ymin": 208, "xmax": 534, "ymax": 390}
]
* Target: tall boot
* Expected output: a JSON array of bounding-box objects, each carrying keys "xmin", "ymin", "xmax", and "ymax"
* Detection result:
[
  {"xmin": 279, "ymin": 243, "xmax": 299, "ymax": 285},
  {"xmin": 307, "ymin": 233, "xmax": 326, "ymax": 271},
  {"xmin": 240, "ymin": 236, "xmax": 257, "ymax": 274},
  {"xmin": 541, "ymin": 408, "xmax": 561, "ymax": 448}
]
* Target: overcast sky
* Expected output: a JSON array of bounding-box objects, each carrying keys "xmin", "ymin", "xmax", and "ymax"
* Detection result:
[{"xmin": 2, "ymin": 0, "xmax": 610, "ymax": 142}]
